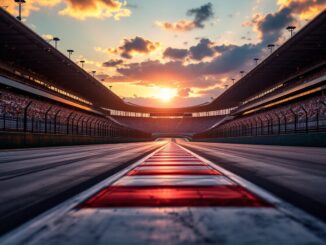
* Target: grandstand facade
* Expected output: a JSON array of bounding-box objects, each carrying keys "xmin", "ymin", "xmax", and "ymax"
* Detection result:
[
  {"xmin": 193, "ymin": 10, "xmax": 326, "ymax": 141},
  {"xmin": 0, "ymin": 8, "xmax": 326, "ymax": 146}
]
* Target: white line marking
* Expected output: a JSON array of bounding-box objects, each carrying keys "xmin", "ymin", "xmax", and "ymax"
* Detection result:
[{"xmin": 113, "ymin": 175, "xmax": 235, "ymax": 186}]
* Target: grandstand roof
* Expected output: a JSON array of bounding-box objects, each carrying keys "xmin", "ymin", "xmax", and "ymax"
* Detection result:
[
  {"xmin": 0, "ymin": 8, "xmax": 125, "ymax": 109},
  {"xmin": 0, "ymin": 8, "xmax": 325, "ymax": 113},
  {"xmin": 209, "ymin": 9, "xmax": 326, "ymax": 110}
]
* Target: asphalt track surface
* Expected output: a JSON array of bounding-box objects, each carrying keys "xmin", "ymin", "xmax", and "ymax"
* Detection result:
[
  {"xmin": 0, "ymin": 141, "xmax": 165, "ymax": 234},
  {"xmin": 1, "ymin": 139, "xmax": 326, "ymax": 236},
  {"xmin": 178, "ymin": 140, "xmax": 326, "ymax": 221},
  {"xmin": 2, "ymin": 140, "xmax": 326, "ymax": 245}
]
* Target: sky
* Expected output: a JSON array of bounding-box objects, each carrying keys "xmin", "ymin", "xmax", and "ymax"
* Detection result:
[{"xmin": 2, "ymin": 0, "xmax": 326, "ymax": 108}]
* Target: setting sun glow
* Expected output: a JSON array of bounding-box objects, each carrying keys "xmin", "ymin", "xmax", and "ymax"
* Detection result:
[{"xmin": 156, "ymin": 88, "xmax": 177, "ymax": 102}]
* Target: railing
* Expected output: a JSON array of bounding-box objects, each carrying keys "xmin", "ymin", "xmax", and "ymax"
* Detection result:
[
  {"xmin": 0, "ymin": 114, "xmax": 119, "ymax": 137},
  {"xmin": 0, "ymin": 113, "xmax": 151, "ymax": 138},
  {"xmin": 0, "ymin": 92, "xmax": 151, "ymax": 139},
  {"xmin": 201, "ymin": 116, "xmax": 326, "ymax": 138}
]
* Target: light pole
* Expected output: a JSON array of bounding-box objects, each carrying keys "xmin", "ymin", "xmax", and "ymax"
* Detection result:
[
  {"xmin": 91, "ymin": 71, "xmax": 96, "ymax": 78},
  {"xmin": 240, "ymin": 71, "xmax": 245, "ymax": 77},
  {"xmin": 231, "ymin": 78, "xmax": 235, "ymax": 85},
  {"xmin": 267, "ymin": 44, "xmax": 275, "ymax": 54},
  {"xmin": 15, "ymin": 0, "xmax": 25, "ymax": 21},
  {"xmin": 80, "ymin": 60, "xmax": 85, "ymax": 69},
  {"xmin": 67, "ymin": 49, "xmax": 74, "ymax": 59},
  {"xmin": 53, "ymin": 37, "xmax": 60, "ymax": 49},
  {"xmin": 254, "ymin": 58, "xmax": 259, "ymax": 66},
  {"xmin": 286, "ymin": 26, "xmax": 296, "ymax": 37}
]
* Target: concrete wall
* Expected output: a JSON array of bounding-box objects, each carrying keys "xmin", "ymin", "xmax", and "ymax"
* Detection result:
[
  {"xmin": 192, "ymin": 132, "xmax": 326, "ymax": 147},
  {"xmin": 0, "ymin": 132, "xmax": 151, "ymax": 149}
]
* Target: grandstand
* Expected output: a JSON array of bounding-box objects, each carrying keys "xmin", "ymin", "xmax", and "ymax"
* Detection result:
[
  {"xmin": 0, "ymin": 8, "xmax": 151, "ymax": 145},
  {"xmin": 193, "ymin": 10, "xmax": 326, "ymax": 141},
  {"xmin": 0, "ymin": 87, "xmax": 150, "ymax": 138},
  {"xmin": 195, "ymin": 93, "xmax": 326, "ymax": 139}
]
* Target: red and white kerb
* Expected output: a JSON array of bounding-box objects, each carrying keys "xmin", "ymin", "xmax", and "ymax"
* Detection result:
[{"xmin": 81, "ymin": 143, "xmax": 271, "ymax": 208}]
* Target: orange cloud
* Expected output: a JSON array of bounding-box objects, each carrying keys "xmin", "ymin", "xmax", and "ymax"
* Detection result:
[
  {"xmin": 59, "ymin": 0, "xmax": 131, "ymax": 20},
  {"xmin": 3, "ymin": 0, "xmax": 131, "ymax": 20},
  {"xmin": 108, "ymin": 37, "xmax": 161, "ymax": 59},
  {"xmin": 156, "ymin": 3, "xmax": 214, "ymax": 32},
  {"xmin": 244, "ymin": 0, "xmax": 325, "ymax": 43},
  {"xmin": 156, "ymin": 20, "xmax": 196, "ymax": 32},
  {"xmin": 277, "ymin": 0, "xmax": 326, "ymax": 20}
]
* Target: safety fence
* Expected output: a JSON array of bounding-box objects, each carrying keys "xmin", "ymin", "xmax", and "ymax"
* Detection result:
[{"xmin": 0, "ymin": 114, "xmax": 150, "ymax": 139}]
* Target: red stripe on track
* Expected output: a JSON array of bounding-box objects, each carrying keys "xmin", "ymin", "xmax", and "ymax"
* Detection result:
[
  {"xmin": 153, "ymin": 154, "xmax": 192, "ymax": 156},
  {"xmin": 149, "ymin": 157, "xmax": 197, "ymax": 159},
  {"xmin": 81, "ymin": 186, "xmax": 272, "ymax": 208},
  {"xmin": 138, "ymin": 163, "xmax": 208, "ymax": 167},
  {"xmin": 127, "ymin": 168, "xmax": 221, "ymax": 176},
  {"xmin": 154, "ymin": 154, "xmax": 192, "ymax": 156},
  {"xmin": 157, "ymin": 151, "xmax": 188, "ymax": 152},
  {"xmin": 145, "ymin": 159, "xmax": 201, "ymax": 162}
]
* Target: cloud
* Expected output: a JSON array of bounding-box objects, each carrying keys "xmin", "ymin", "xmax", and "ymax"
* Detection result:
[
  {"xmin": 246, "ymin": 8, "xmax": 294, "ymax": 44},
  {"xmin": 112, "ymin": 60, "xmax": 195, "ymax": 84},
  {"xmin": 108, "ymin": 60, "xmax": 216, "ymax": 89},
  {"xmin": 189, "ymin": 38, "xmax": 216, "ymax": 60},
  {"xmin": 162, "ymin": 38, "xmax": 237, "ymax": 63},
  {"xmin": 108, "ymin": 36, "xmax": 161, "ymax": 59},
  {"xmin": 178, "ymin": 88, "xmax": 192, "ymax": 97},
  {"xmin": 277, "ymin": 0, "xmax": 326, "ymax": 20},
  {"xmin": 102, "ymin": 38, "xmax": 255, "ymax": 91},
  {"xmin": 187, "ymin": 2, "xmax": 214, "ymax": 28},
  {"xmin": 100, "ymin": 45, "xmax": 256, "ymax": 104},
  {"xmin": 59, "ymin": 0, "xmax": 131, "ymax": 20},
  {"xmin": 157, "ymin": 3, "xmax": 214, "ymax": 32},
  {"xmin": 102, "ymin": 59, "xmax": 124, "ymax": 67},
  {"xmin": 163, "ymin": 48, "xmax": 189, "ymax": 60},
  {"xmin": 156, "ymin": 20, "xmax": 196, "ymax": 32},
  {"xmin": 245, "ymin": 0, "xmax": 325, "ymax": 44},
  {"xmin": 3, "ymin": 0, "xmax": 131, "ymax": 20},
  {"xmin": 162, "ymin": 38, "xmax": 235, "ymax": 62},
  {"xmin": 204, "ymin": 43, "xmax": 262, "ymax": 75}
]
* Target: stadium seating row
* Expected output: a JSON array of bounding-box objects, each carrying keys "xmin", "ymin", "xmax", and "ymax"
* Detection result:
[
  {"xmin": 195, "ymin": 94, "xmax": 326, "ymax": 138},
  {"xmin": 238, "ymin": 66, "xmax": 326, "ymax": 110},
  {"xmin": 0, "ymin": 88, "xmax": 149, "ymax": 138}
]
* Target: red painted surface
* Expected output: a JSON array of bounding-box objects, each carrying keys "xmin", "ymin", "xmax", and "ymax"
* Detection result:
[
  {"xmin": 145, "ymin": 159, "xmax": 201, "ymax": 162},
  {"xmin": 148, "ymin": 157, "xmax": 198, "ymax": 159},
  {"xmin": 81, "ymin": 186, "xmax": 272, "ymax": 208},
  {"xmin": 154, "ymin": 154, "xmax": 192, "ymax": 156},
  {"xmin": 128, "ymin": 168, "xmax": 221, "ymax": 176},
  {"xmin": 138, "ymin": 163, "xmax": 208, "ymax": 167}
]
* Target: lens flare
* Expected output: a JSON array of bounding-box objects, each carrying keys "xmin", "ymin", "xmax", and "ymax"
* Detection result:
[{"xmin": 156, "ymin": 88, "xmax": 177, "ymax": 102}]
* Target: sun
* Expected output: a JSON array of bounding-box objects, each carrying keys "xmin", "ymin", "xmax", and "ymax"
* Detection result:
[{"xmin": 156, "ymin": 88, "xmax": 177, "ymax": 102}]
